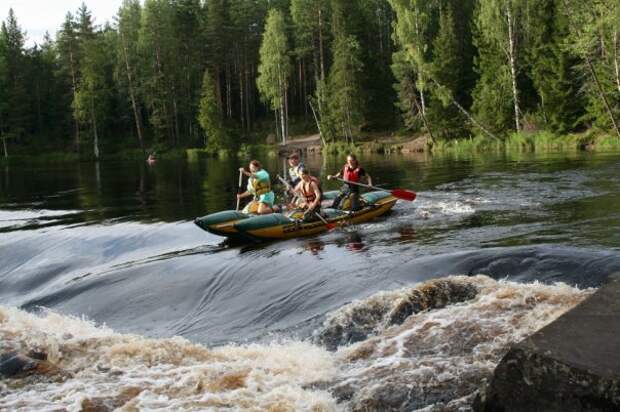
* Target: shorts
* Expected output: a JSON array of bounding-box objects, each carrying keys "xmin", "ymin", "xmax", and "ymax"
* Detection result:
[{"xmin": 257, "ymin": 191, "xmax": 275, "ymax": 207}]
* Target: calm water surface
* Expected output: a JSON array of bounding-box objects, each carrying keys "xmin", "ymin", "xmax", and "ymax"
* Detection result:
[{"xmin": 1, "ymin": 151, "xmax": 619, "ymax": 410}]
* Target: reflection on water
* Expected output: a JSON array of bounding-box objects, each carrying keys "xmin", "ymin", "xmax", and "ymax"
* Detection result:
[{"xmin": 1, "ymin": 151, "xmax": 620, "ymax": 410}]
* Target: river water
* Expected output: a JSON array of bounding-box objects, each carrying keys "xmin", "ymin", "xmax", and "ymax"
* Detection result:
[{"xmin": 1, "ymin": 151, "xmax": 619, "ymax": 411}]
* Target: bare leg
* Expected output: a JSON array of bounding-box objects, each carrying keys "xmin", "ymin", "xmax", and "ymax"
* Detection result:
[{"xmin": 257, "ymin": 202, "xmax": 273, "ymax": 215}]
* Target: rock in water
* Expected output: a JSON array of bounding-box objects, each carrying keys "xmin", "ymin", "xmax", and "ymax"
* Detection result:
[
  {"xmin": 475, "ymin": 273, "xmax": 620, "ymax": 411},
  {"xmin": 314, "ymin": 277, "xmax": 479, "ymax": 351}
]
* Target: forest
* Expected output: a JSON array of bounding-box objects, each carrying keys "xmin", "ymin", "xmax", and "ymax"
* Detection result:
[{"xmin": 0, "ymin": 0, "xmax": 618, "ymax": 159}]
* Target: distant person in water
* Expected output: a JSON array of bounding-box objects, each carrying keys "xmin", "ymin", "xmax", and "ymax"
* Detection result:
[
  {"xmin": 293, "ymin": 169, "xmax": 322, "ymax": 221},
  {"xmin": 327, "ymin": 154, "xmax": 372, "ymax": 211},
  {"xmin": 147, "ymin": 153, "xmax": 157, "ymax": 164},
  {"xmin": 237, "ymin": 160, "xmax": 274, "ymax": 215}
]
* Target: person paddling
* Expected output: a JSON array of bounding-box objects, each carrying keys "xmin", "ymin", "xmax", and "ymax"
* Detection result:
[
  {"xmin": 327, "ymin": 154, "xmax": 372, "ymax": 211},
  {"xmin": 293, "ymin": 169, "xmax": 322, "ymax": 221},
  {"xmin": 237, "ymin": 160, "xmax": 275, "ymax": 215},
  {"xmin": 287, "ymin": 152, "xmax": 306, "ymax": 187}
]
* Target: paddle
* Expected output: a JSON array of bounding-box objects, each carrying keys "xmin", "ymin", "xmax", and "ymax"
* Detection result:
[
  {"xmin": 276, "ymin": 174, "xmax": 336, "ymax": 230},
  {"xmin": 311, "ymin": 210, "xmax": 337, "ymax": 231},
  {"xmin": 235, "ymin": 169, "xmax": 244, "ymax": 211},
  {"xmin": 334, "ymin": 177, "xmax": 416, "ymax": 202}
]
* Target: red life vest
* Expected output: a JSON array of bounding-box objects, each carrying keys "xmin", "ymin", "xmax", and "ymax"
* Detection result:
[
  {"xmin": 342, "ymin": 165, "xmax": 362, "ymax": 183},
  {"xmin": 300, "ymin": 177, "xmax": 321, "ymax": 203}
]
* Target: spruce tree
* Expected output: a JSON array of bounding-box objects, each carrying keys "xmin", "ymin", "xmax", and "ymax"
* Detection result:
[
  {"xmin": 0, "ymin": 25, "xmax": 8, "ymax": 157},
  {"xmin": 116, "ymin": 0, "xmax": 146, "ymax": 155},
  {"xmin": 198, "ymin": 68, "xmax": 226, "ymax": 150},
  {"xmin": 0, "ymin": 10, "xmax": 29, "ymax": 147},
  {"xmin": 526, "ymin": 0, "xmax": 584, "ymax": 133},
  {"xmin": 428, "ymin": 6, "xmax": 467, "ymax": 139},
  {"xmin": 74, "ymin": 32, "xmax": 114, "ymax": 159}
]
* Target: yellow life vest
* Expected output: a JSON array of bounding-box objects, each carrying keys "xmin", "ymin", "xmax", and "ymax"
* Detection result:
[{"xmin": 251, "ymin": 175, "xmax": 271, "ymax": 196}]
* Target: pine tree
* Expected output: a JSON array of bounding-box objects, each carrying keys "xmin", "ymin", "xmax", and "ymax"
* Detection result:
[
  {"xmin": 198, "ymin": 68, "xmax": 226, "ymax": 150},
  {"xmin": 257, "ymin": 8, "xmax": 291, "ymax": 144},
  {"xmin": 139, "ymin": 0, "xmax": 176, "ymax": 144},
  {"xmin": 427, "ymin": 6, "xmax": 467, "ymax": 138},
  {"xmin": 0, "ymin": 25, "xmax": 8, "ymax": 157},
  {"xmin": 327, "ymin": 35, "xmax": 364, "ymax": 142},
  {"xmin": 525, "ymin": 0, "xmax": 584, "ymax": 133},
  {"xmin": 57, "ymin": 12, "xmax": 82, "ymax": 150},
  {"xmin": 116, "ymin": 0, "xmax": 146, "ymax": 156},
  {"xmin": 74, "ymin": 32, "xmax": 114, "ymax": 159},
  {"xmin": 0, "ymin": 10, "xmax": 30, "ymax": 149}
]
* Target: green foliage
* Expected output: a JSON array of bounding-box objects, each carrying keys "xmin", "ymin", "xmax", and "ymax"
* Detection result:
[
  {"xmin": 1, "ymin": 0, "xmax": 619, "ymax": 159},
  {"xmin": 257, "ymin": 9, "xmax": 291, "ymax": 112},
  {"xmin": 198, "ymin": 68, "xmax": 226, "ymax": 150},
  {"xmin": 427, "ymin": 7, "xmax": 467, "ymax": 139},
  {"xmin": 326, "ymin": 34, "xmax": 364, "ymax": 141}
]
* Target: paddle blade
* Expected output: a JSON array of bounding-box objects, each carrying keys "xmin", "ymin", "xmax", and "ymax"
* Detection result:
[
  {"xmin": 391, "ymin": 189, "xmax": 417, "ymax": 201},
  {"xmin": 326, "ymin": 222, "xmax": 337, "ymax": 231}
]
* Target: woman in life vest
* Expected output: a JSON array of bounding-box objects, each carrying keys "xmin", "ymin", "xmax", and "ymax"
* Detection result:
[
  {"xmin": 327, "ymin": 154, "xmax": 372, "ymax": 211},
  {"xmin": 237, "ymin": 160, "xmax": 275, "ymax": 215},
  {"xmin": 293, "ymin": 168, "xmax": 322, "ymax": 221}
]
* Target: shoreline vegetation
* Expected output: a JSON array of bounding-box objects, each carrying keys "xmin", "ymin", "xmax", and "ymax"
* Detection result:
[
  {"xmin": 1, "ymin": 1, "xmax": 619, "ymax": 163},
  {"xmin": 1, "ymin": 130, "xmax": 619, "ymax": 165}
]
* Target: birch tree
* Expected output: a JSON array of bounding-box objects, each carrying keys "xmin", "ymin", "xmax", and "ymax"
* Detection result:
[{"xmin": 257, "ymin": 9, "xmax": 291, "ymax": 144}]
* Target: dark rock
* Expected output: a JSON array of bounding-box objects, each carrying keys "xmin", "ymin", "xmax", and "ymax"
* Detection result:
[
  {"xmin": 475, "ymin": 273, "xmax": 620, "ymax": 412},
  {"xmin": 0, "ymin": 352, "xmax": 38, "ymax": 377},
  {"xmin": 0, "ymin": 350, "xmax": 67, "ymax": 380}
]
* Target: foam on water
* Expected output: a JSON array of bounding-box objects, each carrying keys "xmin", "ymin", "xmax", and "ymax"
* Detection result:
[{"xmin": 0, "ymin": 275, "xmax": 592, "ymax": 411}]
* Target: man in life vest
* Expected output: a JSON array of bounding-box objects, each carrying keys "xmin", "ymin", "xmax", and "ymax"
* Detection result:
[
  {"xmin": 237, "ymin": 160, "xmax": 275, "ymax": 215},
  {"xmin": 327, "ymin": 154, "xmax": 372, "ymax": 211},
  {"xmin": 287, "ymin": 152, "xmax": 306, "ymax": 187},
  {"xmin": 293, "ymin": 169, "xmax": 322, "ymax": 221}
]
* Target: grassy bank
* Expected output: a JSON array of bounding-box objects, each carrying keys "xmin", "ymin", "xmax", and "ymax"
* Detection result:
[
  {"xmin": 431, "ymin": 131, "xmax": 620, "ymax": 155},
  {"xmin": 2, "ymin": 130, "xmax": 619, "ymax": 165}
]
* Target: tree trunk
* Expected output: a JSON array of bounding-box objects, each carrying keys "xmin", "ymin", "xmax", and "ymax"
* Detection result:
[
  {"xmin": 428, "ymin": 77, "xmax": 500, "ymax": 141},
  {"xmin": 586, "ymin": 55, "xmax": 620, "ymax": 139},
  {"xmin": 412, "ymin": 92, "xmax": 435, "ymax": 145},
  {"xmin": 215, "ymin": 64, "xmax": 222, "ymax": 112},
  {"xmin": 226, "ymin": 64, "xmax": 232, "ymax": 118},
  {"xmin": 280, "ymin": 91, "xmax": 287, "ymax": 145},
  {"xmin": 302, "ymin": 58, "xmax": 308, "ymax": 120},
  {"xmin": 2, "ymin": 137, "xmax": 7, "ymax": 158},
  {"xmin": 90, "ymin": 99, "xmax": 100, "ymax": 160},
  {"xmin": 284, "ymin": 81, "xmax": 289, "ymax": 142},
  {"xmin": 69, "ymin": 49, "xmax": 80, "ymax": 152},
  {"xmin": 506, "ymin": 3, "xmax": 521, "ymax": 131},
  {"xmin": 239, "ymin": 59, "xmax": 245, "ymax": 130},
  {"xmin": 420, "ymin": 88, "xmax": 426, "ymax": 116},
  {"xmin": 154, "ymin": 40, "xmax": 173, "ymax": 143},
  {"xmin": 172, "ymin": 88, "xmax": 180, "ymax": 146},
  {"xmin": 120, "ymin": 31, "xmax": 145, "ymax": 157},
  {"xmin": 274, "ymin": 107, "xmax": 280, "ymax": 142},
  {"xmin": 614, "ymin": 30, "xmax": 620, "ymax": 94},
  {"xmin": 245, "ymin": 61, "xmax": 251, "ymax": 130},
  {"xmin": 309, "ymin": 99, "xmax": 326, "ymax": 146},
  {"xmin": 318, "ymin": 8, "xmax": 326, "ymax": 82}
]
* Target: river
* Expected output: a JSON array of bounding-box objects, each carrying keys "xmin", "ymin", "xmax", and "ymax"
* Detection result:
[{"xmin": 1, "ymin": 150, "xmax": 619, "ymax": 410}]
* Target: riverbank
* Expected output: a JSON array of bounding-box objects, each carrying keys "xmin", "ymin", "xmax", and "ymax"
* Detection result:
[{"xmin": 1, "ymin": 130, "xmax": 618, "ymax": 165}]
